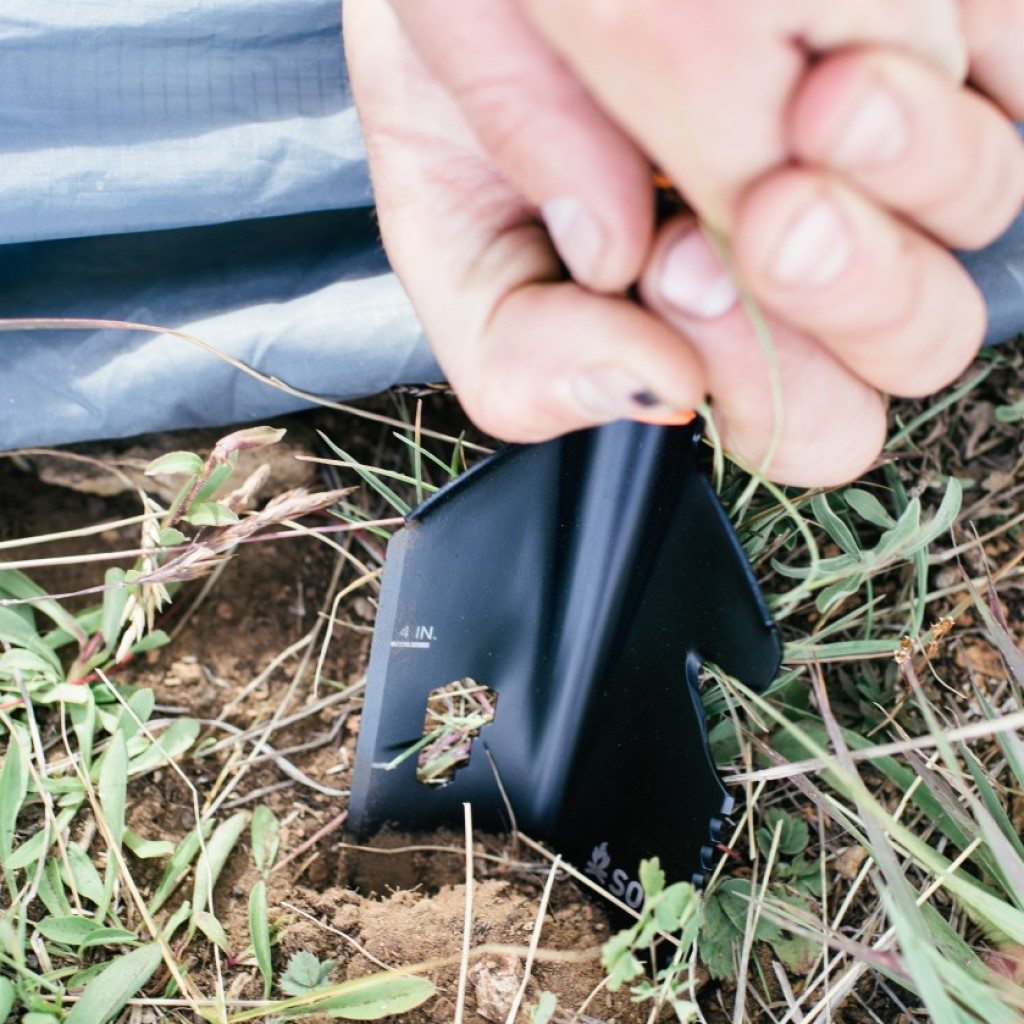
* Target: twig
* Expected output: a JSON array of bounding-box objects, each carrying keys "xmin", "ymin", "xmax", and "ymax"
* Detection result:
[
  {"xmin": 272, "ymin": 810, "xmax": 348, "ymax": 877},
  {"xmin": 505, "ymin": 855, "xmax": 561, "ymax": 1024},
  {"xmin": 455, "ymin": 803, "xmax": 475, "ymax": 1024}
]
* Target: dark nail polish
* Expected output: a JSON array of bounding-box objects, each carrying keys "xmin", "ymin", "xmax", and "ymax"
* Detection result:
[{"xmin": 631, "ymin": 390, "xmax": 660, "ymax": 409}]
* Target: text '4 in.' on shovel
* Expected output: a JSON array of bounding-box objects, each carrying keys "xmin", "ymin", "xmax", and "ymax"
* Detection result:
[{"xmin": 348, "ymin": 419, "xmax": 782, "ymax": 905}]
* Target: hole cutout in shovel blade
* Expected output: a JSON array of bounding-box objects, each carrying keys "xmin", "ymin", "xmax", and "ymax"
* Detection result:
[{"xmin": 415, "ymin": 679, "xmax": 497, "ymax": 787}]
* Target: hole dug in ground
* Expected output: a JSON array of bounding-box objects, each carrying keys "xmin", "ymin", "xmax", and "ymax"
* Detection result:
[{"xmin": 415, "ymin": 678, "xmax": 498, "ymax": 786}]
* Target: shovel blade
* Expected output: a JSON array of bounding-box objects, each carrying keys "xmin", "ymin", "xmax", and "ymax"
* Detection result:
[{"xmin": 348, "ymin": 421, "xmax": 781, "ymax": 897}]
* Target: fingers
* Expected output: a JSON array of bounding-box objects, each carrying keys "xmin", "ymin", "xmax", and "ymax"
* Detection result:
[
  {"xmin": 640, "ymin": 219, "xmax": 887, "ymax": 487},
  {"xmin": 962, "ymin": 0, "xmax": 1024, "ymax": 118},
  {"xmin": 789, "ymin": 48, "xmax": 1024, "ymax": 249},
  {"xmin": 387, "ymin": 0, "xmax": 654, "ymax": 292},
  {"xmin": 521, "ymin": 0, "xmax": 968, "ymax": 228},
  {"xmin": 457, "ymin": 284, "xmax": 706, "ymax": 443},
  {"xmin": 348, "ymin": 0, "xmax": 705, "ymax": 445},
  {"xmin": 730, "ymin": 169, "xmax": 987, "ymax": 398}
]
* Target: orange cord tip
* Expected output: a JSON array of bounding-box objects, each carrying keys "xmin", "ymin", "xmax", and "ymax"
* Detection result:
[{"xmin": 633, "ymin": 409, "xmax": 697, "ymax": 427}]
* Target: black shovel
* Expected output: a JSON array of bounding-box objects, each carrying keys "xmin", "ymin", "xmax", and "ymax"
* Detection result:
[{"xmin": 348, "ymin": 204, "xmax": 1024, "ymax": 902}]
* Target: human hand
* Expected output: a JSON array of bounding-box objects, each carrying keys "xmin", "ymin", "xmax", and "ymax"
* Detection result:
[{"xmin": 347, "ymin": 0, "xmax": 1024, "ymax": 485}]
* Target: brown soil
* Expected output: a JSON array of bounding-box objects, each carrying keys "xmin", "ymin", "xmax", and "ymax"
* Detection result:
[{"xmin": 0, "ymin": 408, "xmax": 643, "ymax": 1023}]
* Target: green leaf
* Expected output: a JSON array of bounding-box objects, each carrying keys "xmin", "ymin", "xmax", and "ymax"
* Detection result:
[
  {"xmin": 0, "ymin": 569, "xmax": 87, "ymax": 646},
  {"xmin": 251, "ymin": 805, "xmax": 280, "ymax": 876},
  {"xmin": 162, "ymin": 901, "xmax": 191, "ymax": 941},
  {"xmin": 99, "ymin": 568, "xmax": 129, "ymax": 651},
  {"xmin": 318, "ymin": 433, "xmax": 411, "ymax": 515},
  {"xmin": 843, "ymin": 487, "xmax": 895, "ymax": 529},
  {"xmin": 242, "ymin": 972, "xmax": 434, "ymax": 1022},
  {"xmin": 123, "ymin": 829, "xmax": 173, "ymax": 860},
  {"xmin": 99, "ymin": 732, "xmax": 128, "ymax": 850},
  {"xmin": 0, "ymin": 976, "xmax": 14, "ymax": 1022},
  {"xmin": 0, "ymin": 734, "xmax": 29, "ymax": 893},
  {"xmin": 158, "ymin": 527, "xmax": 187, "ymax": 547},
  {"xmin": 145, "ymin": 451, "xmax": 204, "ymax": 477},
  {"xmin": 36, "ymin": 916, "xmax": 101, "ymax": 946},
  {"xmin": 756, "ymin": 809, "xmax": 810, "ymax": 859},
  {"xmin": 811, "ymin": 493, "xmax": 861, "ymax": 556},
  {"xmin": 639, "ymin": 858, "xmax": 665, "ymax": 900},
  {"xmin": 148, "ymin": 821, "xmax": 212, "ymax": 914},
  {"xmin": 77, "ymin": 928, "xmax": 140, "ymax": 952},
  {"xmin": 8, "ymin": 807, "xmax": 76, "ymax": 872},
  {"xmin": 127, "ymin": 719, "xmax": 199, "ymax": 777},
  {"xmin": 181, "ymin": 502, "xmax": 239, "ymax": 527},
  {"xmin": 530, "ymin": 991, "xmax": 557, "ymax": 1024},
  {"xmin": 250, "ymin": 879, "xmax": 273, "ymax": 998},
  {"xmin": 281, "ymin": 951, "xmax": 336, "ymax": 996},
  {"xmin": 191, "ymin": 812, "xmax": 250, "ymax": 930},
  {"xmin": 194, "ymin": 910, "xmax": 230, "ymax": 952},
  {"xmin": 64, "ymin": 942, "xmax": 162, "ymax": 1024},
  {"xmin": 61, "ymin": 843, "xmax": 106, "ymax": 907}
]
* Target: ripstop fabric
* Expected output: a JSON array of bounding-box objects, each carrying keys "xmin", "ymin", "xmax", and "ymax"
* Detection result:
[{"xmin": 0, "ymin": 0, "xmax": 437, "ymax": 450}]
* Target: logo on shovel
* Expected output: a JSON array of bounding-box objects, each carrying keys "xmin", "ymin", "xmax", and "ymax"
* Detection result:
[{"xmin": 585, "ymin": 841, "xmax": 611, "ymax": 885}]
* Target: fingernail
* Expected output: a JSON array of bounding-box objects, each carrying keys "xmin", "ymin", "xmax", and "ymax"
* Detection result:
[
  {"xmin": 570, "ymin": 367, "xmax": 686, "ymax": 422},
  {"xmin": 541, "ymin": 197, "xmax": 604, "ymax": 282},
  {"xmin": 772, "ymin": 198, "xmax": 852, "ymax": 287},
  {"xmin": 659, "ymin": 229, "xmax": 739, "ymax": 319},
  {"xmin": 832, "ymin": 86, "xmax": 908, "ymax": 166}
]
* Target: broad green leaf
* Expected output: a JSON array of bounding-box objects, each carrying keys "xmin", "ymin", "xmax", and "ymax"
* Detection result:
[
  {"xmin": 77, "ymin": 927, "xmax": 139, "ymax": 952},
  {"xmin": 251, "ymin": 805, "xmax": 280, "ymax": 876},
  {"xmin": 123, "ymin": 829, "xmax": 173, "ymax": 860},
  {"xmin": 249, "ymin": 879, "xmax": 273, "ymax": 998},
  {"xmin": 126, "ymin": 630, "xmax": 171, "ymax": 656},
  {"xmin": 638, "ymin": 858, "xmax": 665, "ymax": 900},
  {"xmin": 158, "ymin": 527, "xmax": 187, "ymax": 547},
  {"xmin": 64, "ymin": 942, "xmax": 162, "ymax": 1024},
  {"xmin": 162, "ymin": 901, "xmax": 191, "ymax": 940},
  {"xmin": 145, "ymin": 451, "xmax": 204, "ymax": 477},
  {"xmin": 0, "ymin": 608, "xmax": 62, "ymax": 671},
  {"xmin": 127, "ymin": 719, "xmax": 199, "ymax": 777},
  {"xmin": 0, "ymin": 976, "xmax": 13, "ymax": 1022},
  {"xmin": 181, "ymin": 502, "xmax": 239, "ymax": 527},
  {"xmin": 69, "ymin": 693, "xmax": 97, "ymax": 771},
  {"xmin": 231, "ymin": 971, "xmax": 434, "ymax": 1022},
  {"xmin": 99, "ymin": 568, "xmax": 129, "ymax": 651},
  {"xmin": 99, "ymin": 732, "xmax": 128, "ymax": 850},
  {"xmin": 842, "ymin": 487, "xmax": 896, "ymax": 528},
  {"xmin": 8, "ymin": 807, "xmax": 76, "ymax": 872},
  {"xmin": 194, "ymin": 910, "xmax": 230, "ymax": 952},
  {"xmin": 810, "ymin": 494, "xmax": 860, "ymax": 556},
  {"xmin": 530, "ymin": 992, "xmax": 557, "ymax": 1024},
  {"xmin": 281, "ymin": 951, "xmax": 335, "ymax": 995},
  {"xmin": 191, "ymin": 812, "xmax": 250, "ymax": 929},
  {"xmin": 61, "ymin": 843, "xmax": 107, "ymax": 907},
  {"xmin": 36, "ymin": 916, "xmax": 102, "ymax": 946},
  {"xmin": 148, "ymin": 821, "xmax": 212, "ymax": 914},
  {"xmin": 37, "ymin": 859, "xmax": 73, "ymax": 917},
  {"xmin": 0, "ymin": 734, "xmax": 28, "ymax": 893},
  {"xmin": 0, "ymin": 569, "xmax": 87, "ymax": 646}
]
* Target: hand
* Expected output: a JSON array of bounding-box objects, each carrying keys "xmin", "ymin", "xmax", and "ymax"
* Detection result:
[{"xmin": 347, "ymin": 0, "xmax": 1024, "ymax": 485}]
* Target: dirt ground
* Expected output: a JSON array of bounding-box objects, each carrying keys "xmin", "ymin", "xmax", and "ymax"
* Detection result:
[{"xmin": 0, "ymin": 409, "xmax": 650, "ymax": 1023}]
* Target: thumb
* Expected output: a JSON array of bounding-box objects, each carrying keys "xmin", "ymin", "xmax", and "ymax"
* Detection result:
[
  {"xmin": 346, "ymin": 0, "xmax": 705, "ymax": 442},
  {"xmin": 387, "ymin": 0, "xmax": 655, "ymax": 293}
]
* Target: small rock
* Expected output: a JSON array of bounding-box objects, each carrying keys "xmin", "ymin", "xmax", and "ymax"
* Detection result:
[
  {"xmin": 834, "ymin": 845, "xmax": 868, "ymax": 880},
  {"xmin": 470, "ymin": 954, "xmax": 521, "ymax": 1022},
  {"xmin": 169, "ymin": 660, "xmax": 204, "ymax": 685},
  {"xmin": 216, "ymin": 601, "xmax": 235, "ymax": 621}
]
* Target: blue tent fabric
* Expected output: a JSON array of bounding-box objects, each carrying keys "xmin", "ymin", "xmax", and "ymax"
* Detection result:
[
  {"xmin": 0, "ymin": 0, "xmax": 438, "ymax": 450},
  {"xmin": 1, "ymin": 4, "xmax": 1023, "ymax": 452}
]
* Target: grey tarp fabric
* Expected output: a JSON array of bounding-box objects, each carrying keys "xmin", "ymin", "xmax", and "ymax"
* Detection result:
[{"xmin": 0, "ymin": 0, "xmax": 438, "ymax": 450}]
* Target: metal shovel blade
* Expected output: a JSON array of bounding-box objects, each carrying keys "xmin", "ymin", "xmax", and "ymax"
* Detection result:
[{"xmin": 348, "ymin": 420, "xmax": 782, "ymax": 898}]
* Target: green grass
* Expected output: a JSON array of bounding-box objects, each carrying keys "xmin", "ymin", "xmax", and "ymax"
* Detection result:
[{"xmin": 1, "ymin": 343, "xmax": 1024, "ymax": 1022}]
